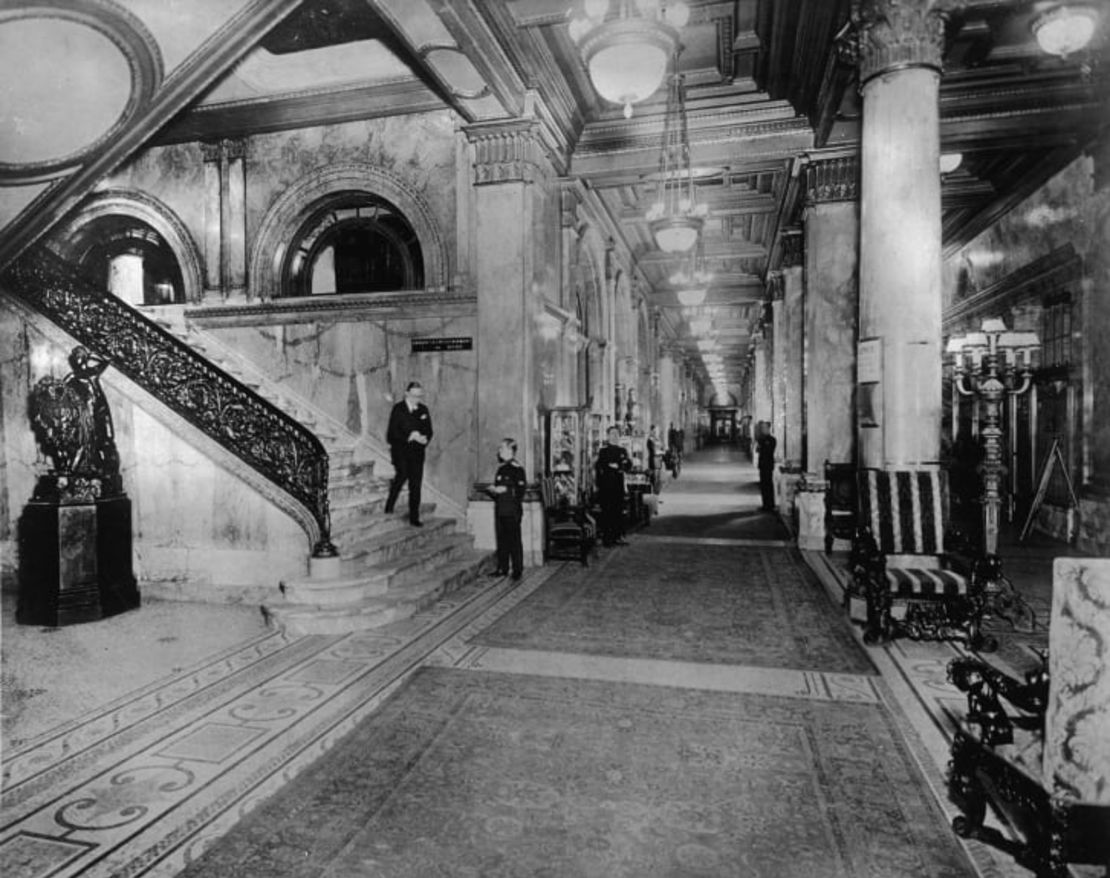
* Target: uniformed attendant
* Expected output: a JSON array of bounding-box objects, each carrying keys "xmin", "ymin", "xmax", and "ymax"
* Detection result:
[
  {"xmin": 487, "ymin": 438, "xmax": 527, "ymax": 579},
  {"xmin": 594, "ymin": 426, "xmax": 632, "ymax": 546},
  {"xmin": 384, "ymin": 381, "xmax": 433, "ymax": 526}
]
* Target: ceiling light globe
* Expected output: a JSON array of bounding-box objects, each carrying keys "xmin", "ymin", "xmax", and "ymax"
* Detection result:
[
  {"xmin": 580, "ymin": 17, "xmax": 677, "ymax": 110},
  {"xmin": 676, "ymin": 287, "xmax": 706, "ymax": 306},
  {"xmin": 651, "ymin": 215, "xmax": 702, "ymax": 252},
  {"xmin": 939, "ymin": 152, "xmax": 963, "ymax": 174},
  {"xmin": 1033, "ymin": 4, "xmax": 1100, "ymax": 57}
]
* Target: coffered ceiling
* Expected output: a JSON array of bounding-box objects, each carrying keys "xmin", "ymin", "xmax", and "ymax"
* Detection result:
[{"xmin": 0, "ymin": 0, "xmax": 1106, "ymax": 395}]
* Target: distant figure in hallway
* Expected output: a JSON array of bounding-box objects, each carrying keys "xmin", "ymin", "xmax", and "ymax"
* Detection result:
[
  {"xmin": 595, "ymin": 425, "xmax": 632, "ymax": 546},
  {"xmin": 647, "ymin": 424, "xmax": 663, "ymax": 494},
  {"xmin": 384, "ymin": 381, "xmax": 433, "ymax": 526},
  {"xmin": 487, "ymin": 438, "xmax": 527, "ymax": 580},
  {"xmin": 756, "ymin": 421, "xmax": 777, "ymax": 511}
]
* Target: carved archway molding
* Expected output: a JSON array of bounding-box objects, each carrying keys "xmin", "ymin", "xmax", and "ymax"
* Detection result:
[
  {"xmin": 50, "ymin": 189, "xmax": 204, "ymax": 303},
  {"xmin": 250, "ymin": 162, "xmax": 448, "ymax": 300}
]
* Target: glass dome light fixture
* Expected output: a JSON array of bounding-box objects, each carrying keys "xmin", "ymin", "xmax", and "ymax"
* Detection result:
[
  {"xmin": 645, "ymin": 44, "xmax": 707, "ymax": 252},
  {"xmin": 1031, "ymin": 3, "xmax": 1100, "ymax": 57},
  {"xmin": 669, "ymin": 232, "xmax": 712, "ymax": 305},
  {"xmin": 568, "ymin": 0, "xmax": 690, "ymax": 120}
]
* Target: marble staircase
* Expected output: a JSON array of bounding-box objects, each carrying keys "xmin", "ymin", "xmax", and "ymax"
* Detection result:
[{"xmin": 146, "ymin": 312, "xmax": 490, "ymax": 635}]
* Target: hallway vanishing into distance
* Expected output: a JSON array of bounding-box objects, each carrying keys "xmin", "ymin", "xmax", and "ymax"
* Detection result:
[{"xmin": 2, "ymin": 448, "xmax": 1060, "ymax": 877}]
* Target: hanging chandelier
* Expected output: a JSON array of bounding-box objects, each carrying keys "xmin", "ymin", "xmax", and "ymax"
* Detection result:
[
  {"xmin": 670, "ymin": 233, "xmax": 712, "ymax": 305},
  {"xmin": 645, "ymin": 45, "xmax": 707, "ymax": 253},
  {"xmin": 569, "ymin": 0, "xmax": 690, "ymax": 120}
]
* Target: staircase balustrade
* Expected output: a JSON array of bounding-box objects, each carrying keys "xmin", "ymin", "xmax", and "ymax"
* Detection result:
[{"xmin": 3, "ymin": 246, "xmax": 336, "ymax": 558}]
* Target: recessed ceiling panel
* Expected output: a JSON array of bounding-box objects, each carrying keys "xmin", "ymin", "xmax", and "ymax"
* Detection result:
[{"xmin": 0, "ymin": 19, "xmax": 130, "ymax": 169}]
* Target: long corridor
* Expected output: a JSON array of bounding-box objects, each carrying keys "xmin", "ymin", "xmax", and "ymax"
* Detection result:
[{"xmin": 3, "ymin": 448, "xmax": 1039, "ymax": 877}]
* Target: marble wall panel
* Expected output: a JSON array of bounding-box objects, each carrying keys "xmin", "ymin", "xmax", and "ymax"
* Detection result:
[
  {"xmin": 209, "ymin": 312, "xmax": 478, "ymax": 508},
  {"xmin": 945, "ymin": 153, "xmax": 1110, "ymax": 523},
  {"xmin": 246, "ymin": 113, "xmax": 458, "ymax": 282},
  {"xmin": 805, "ymin": 202, "xmax": 858, "ymax": 470}
]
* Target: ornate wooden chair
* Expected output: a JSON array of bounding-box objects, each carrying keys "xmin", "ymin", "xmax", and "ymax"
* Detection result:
[
  {"xmin": 539, "ymin": 476, "xmax": 596, "ymax": 566},
  {"xmin": 947, "ymin": 557, "xmax": 1110, "ymax": 878},
  {"xmin": 851, "ymin": 467, "xmax": 993, "ymax": 648},
  {"xmin": 823, "ymin": 460, "xmax": 857, "ymax": 553}
]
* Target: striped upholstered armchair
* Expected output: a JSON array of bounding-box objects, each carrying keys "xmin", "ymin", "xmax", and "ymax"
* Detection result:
[{"xmin": 851, "ymin": 467, "xmax": 993, "ymax": 649}]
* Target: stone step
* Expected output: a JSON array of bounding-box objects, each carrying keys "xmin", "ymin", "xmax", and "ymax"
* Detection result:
[
  {"xmin": 341, "ymin": 528, "xmax": 471, "ymax": 582},
  {"xmin": 336, "ymin": 517, "xmax": 456, "ymax": 568},
  {"xmin": 265, "ymin": 550, "xmax": 488, "ymax": 635},
  {"xmin": 330, "ymin": 500, "xmax": 435, "ymax": 538}
]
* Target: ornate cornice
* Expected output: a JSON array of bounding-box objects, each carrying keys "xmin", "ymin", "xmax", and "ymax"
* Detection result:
[
  {"xmin": 200, "ymin": 138, "xmax": 247, "ymax": 163},
  {"xmin": 804, "ymin": 154, "xmax": 860, "ymax": 205},
  {"xmin": 855, "ymin": 0, "xmax": 946, "ymax": 87},
  {"xmin": 463, "ymin": 118, "xmax": 550, "ymax": 185}
]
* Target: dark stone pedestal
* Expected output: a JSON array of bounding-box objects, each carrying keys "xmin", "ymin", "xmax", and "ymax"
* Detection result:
[{"xmin": 17, "ymin": 495, "xmax": 140, "ymax": 627}]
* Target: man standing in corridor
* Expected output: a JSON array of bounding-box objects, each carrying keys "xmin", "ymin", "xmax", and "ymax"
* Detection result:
[
  {"xmin": 384, "ymin": 381, "xmax": 433, "ymax": 526},
  {"xmin": 756, "ymin": 421, "xmax": 777, "ymax": 512}
]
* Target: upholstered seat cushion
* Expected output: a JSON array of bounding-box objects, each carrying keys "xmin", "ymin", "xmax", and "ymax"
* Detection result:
[{"xmin": 885, "ymin": 567, "xmax": 969, "ymax": 597}]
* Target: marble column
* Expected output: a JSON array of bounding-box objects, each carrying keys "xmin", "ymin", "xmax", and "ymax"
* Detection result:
[
  {"xmin": 224, "ymin": 139, "xmax": 248, "ymax": 303},
  {"xmin": 803, "ymin": 152, "xmax": 859, "ymax": 472},
  {"xmin": 752, "ymin": 333, "xmax": 772, "ymax": 429},
  {"xmin": 857, "ymin": 0, "xmax": 946, "ymax": 468},
  {"xmin": 201, "ymin": 139, "xmax": 249, "ymax": 304},
  {"xmin": 781, "ymin": 233, "xmax": 805, "ymax": 468},
  {"xmin": 464, "ymin": 118, "xmax": 556, "ymax": 479},
  {"xmin": 201, "ymin": 142, "xmax": 221, "ymax": 302},
  {"xmin": 769, "ymin": 273, "xmax": 787, "ymax": 456}
]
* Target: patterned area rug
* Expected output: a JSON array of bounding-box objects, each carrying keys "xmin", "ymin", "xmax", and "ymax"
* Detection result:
[
  {"xmin": 646, "ymin": 506, "xmax": 790, "ymax": 540},
  {"xmin": 475, "ymin": 543, "xmax": 876, "ymax": 674},
  {"xmin": 180, "ymin": 668, "xmax": 975, "ymax": 878}
]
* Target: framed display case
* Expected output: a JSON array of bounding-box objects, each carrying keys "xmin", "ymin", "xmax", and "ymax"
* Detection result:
[{"xmin": 544, "ymin": 407, "xmax": 588, "ymax": 504}]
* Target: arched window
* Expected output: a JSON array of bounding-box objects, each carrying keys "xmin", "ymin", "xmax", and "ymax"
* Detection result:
[
  {"xmin": 284, "ymin": 192, "xmax": 423, "ymax": 297},
  {"xmin": 71, "ymin": 216, "xmax": 186, "ymax": 306}
]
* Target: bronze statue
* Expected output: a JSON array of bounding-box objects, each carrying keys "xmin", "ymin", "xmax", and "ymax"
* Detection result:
[{"xmin": 29, "ymin": 346, "xmax": 121, "ymax": 500}]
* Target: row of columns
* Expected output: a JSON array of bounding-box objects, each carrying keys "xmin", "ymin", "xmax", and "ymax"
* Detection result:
[{"xmin": 759, "ymin": 0, "xmax": 946, "ymax": 533}]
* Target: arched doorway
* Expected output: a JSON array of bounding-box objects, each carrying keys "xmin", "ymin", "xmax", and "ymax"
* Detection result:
[{"xmin": 69, "ymin": 215, "xmax": 187, "ymax": 306}]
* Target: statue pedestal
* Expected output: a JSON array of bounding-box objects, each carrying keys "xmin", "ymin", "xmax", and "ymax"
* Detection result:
[{"xmin": 18, "ymin": 495, "xmax": 140, "ymax": 626}]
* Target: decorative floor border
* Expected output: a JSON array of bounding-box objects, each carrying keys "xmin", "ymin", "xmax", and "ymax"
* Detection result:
[{"xmin": 0, "ymin": 571, "xmax": 523, "ymax": 878}]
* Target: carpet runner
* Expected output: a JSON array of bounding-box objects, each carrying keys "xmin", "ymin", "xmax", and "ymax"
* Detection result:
[
  {"xmin": 475, "ymin": 542, "xmax": 876, "ymax": 674},
  {"xmin": 178, "ymin": 666, "xmax": 975, "ymax": 878}
]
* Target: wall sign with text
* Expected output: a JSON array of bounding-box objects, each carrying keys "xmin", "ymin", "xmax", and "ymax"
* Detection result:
[{"xmin": 411, "ymin": 337, "xmax": 473, "ymax": 352}]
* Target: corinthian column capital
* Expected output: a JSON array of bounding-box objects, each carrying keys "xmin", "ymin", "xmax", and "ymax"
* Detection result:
[{"xmin": 856, "ymin": 0, "xmax": 946, "ymax": 86}]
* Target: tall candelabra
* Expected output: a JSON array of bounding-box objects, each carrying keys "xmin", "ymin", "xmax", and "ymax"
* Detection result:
[{"xmin": 947, "ymin": 318, "xmax": 1040, "ymax": 555}]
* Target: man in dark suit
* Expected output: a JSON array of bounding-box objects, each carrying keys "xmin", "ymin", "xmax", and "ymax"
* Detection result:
[
  {"xmin": 384, "ymin": 381, "xmax": 433, "ymax": 526},
  {"xmin": 756, "ymin": 420, "xmax": 777, "ymax": 511}
]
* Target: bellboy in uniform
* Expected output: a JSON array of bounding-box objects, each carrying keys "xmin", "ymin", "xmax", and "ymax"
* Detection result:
[
  {"xmin": 487, "ymin": 438, "xmax": 527, "ymax": 579},
  {"xmin": 384, "ymin": 381, "xmax": 432, "ymax": 526}
]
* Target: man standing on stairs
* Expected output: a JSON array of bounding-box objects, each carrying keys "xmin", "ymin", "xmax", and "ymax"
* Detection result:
[{"xmin": 384, "ymin": 381, "xmax": 432, "ymax": 526}]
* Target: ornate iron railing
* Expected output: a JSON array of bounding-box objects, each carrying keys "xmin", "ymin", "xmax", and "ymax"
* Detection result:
[{"xmin": 3, "ymin": 245, "xmax": 336, "ymax": 557}]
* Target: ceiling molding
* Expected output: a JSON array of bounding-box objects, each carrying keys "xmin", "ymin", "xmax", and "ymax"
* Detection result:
[{"xmin": 156, "ymin": 78, "xmax": 445, "ymax": 144}]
